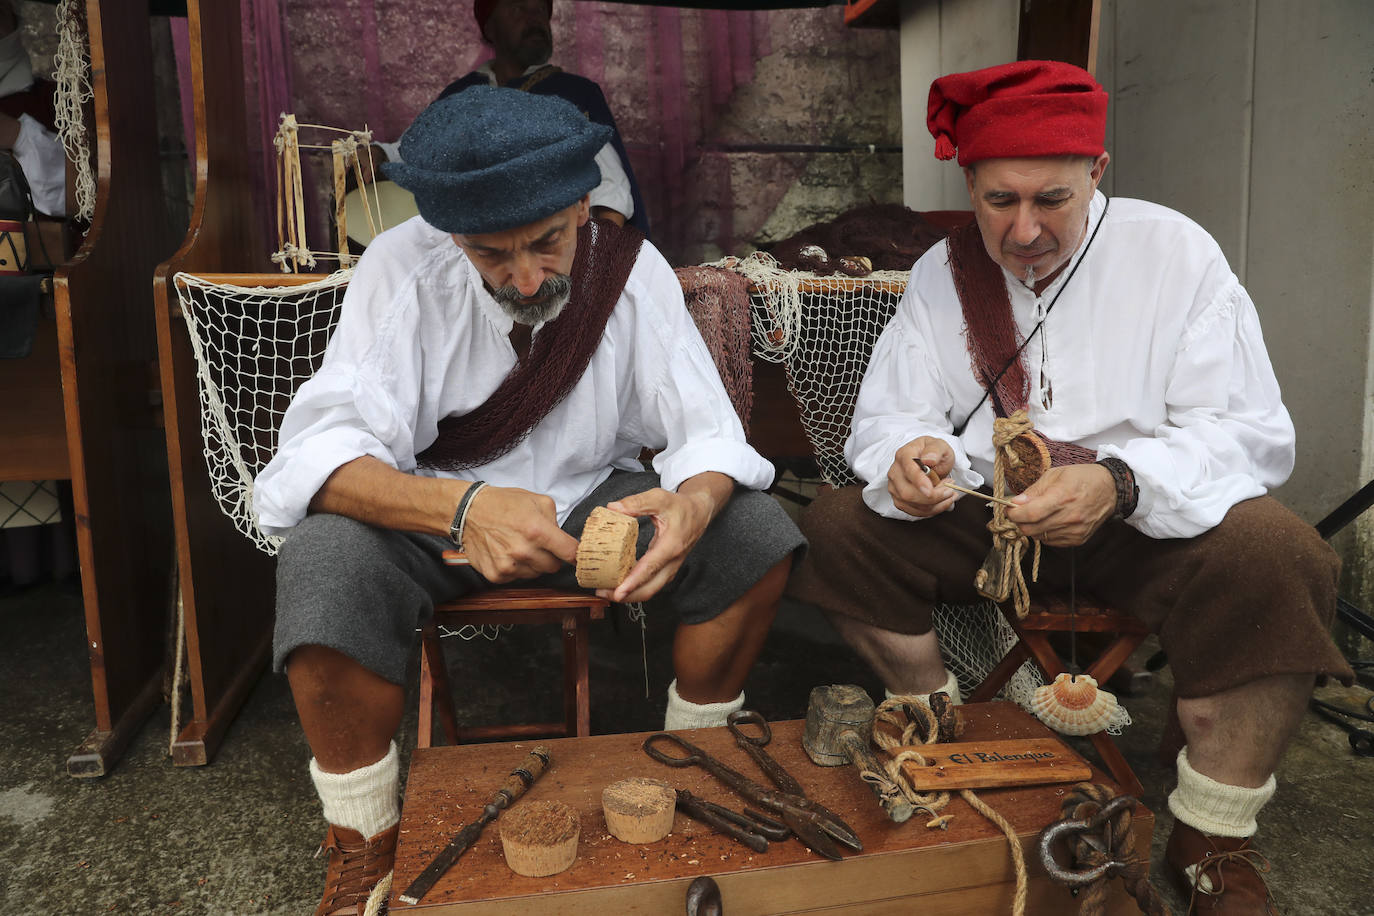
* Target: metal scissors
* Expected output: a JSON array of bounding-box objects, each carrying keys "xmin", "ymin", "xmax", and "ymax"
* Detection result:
[
  {"xmin": 643, "ymin": 713, "xmax": 862, "ymax": 860},
  {"xmin": 725, "ymin": 710, "xmax": 862, "ymax": 853}
]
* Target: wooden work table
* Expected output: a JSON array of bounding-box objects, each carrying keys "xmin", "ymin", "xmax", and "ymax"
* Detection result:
[{"xmin": 392, "ymin": 702, "xmax": 1153, "ymax": 914}]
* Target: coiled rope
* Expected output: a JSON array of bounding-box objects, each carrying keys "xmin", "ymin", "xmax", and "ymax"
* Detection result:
[{"xmin": 874, "ymin": 695, "xmax": 1029, "ymax": 916}]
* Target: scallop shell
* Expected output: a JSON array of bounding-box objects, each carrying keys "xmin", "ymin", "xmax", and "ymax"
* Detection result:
[{"xmin": 1030, "ymin": 673, "xmax": 1119, "ymax": 736}]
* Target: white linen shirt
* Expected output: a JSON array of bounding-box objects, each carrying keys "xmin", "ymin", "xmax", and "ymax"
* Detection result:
[
  {"xmin": 848, "ymin": 192, "xmax": 1294, "ymax": 539},
  {"xmin": 254, "ymin": 217, "xmax": 772, "ymax": 536}
]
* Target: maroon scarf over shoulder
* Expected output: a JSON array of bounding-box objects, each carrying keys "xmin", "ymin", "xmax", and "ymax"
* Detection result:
[
  {"xmin": 946, "ymin": 222, "xmax": 1095, "ymax": 467},
  {"xmin": 417, "ymin": 218, "xmax": 644, "ymax": 471}
]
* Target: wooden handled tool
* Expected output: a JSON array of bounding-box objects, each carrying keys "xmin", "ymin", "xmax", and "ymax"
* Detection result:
[
  {"xmin": 397, "ymin": 745, "xmax": 551, "ymax": 906},
  {"xmin": 917, "ymin": 460, "xmax": 1018, "ymax": 508},
  {"xmin": 802, "ymin": 685, "xmax": 915, "ymax": 824}
]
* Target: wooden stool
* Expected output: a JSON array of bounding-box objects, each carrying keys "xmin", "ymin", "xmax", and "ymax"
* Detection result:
[
  {"xmin": 418, "ymin": 555, "xmax": 610, "ymax": 747},
  {"xmin": 968, "ymin": 596, "xmax": 1149, "ymax": 797}
]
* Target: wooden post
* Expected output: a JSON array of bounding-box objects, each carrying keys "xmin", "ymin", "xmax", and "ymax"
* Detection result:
[
  {"xmin": 61, "ymin": 0, "xmax": 185, "ymax": 776},
  {"xmin": 151, "ymin": 0, "xmax": 275, "ymax": 767}
]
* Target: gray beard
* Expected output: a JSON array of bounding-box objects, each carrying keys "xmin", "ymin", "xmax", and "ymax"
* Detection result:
[
  {"xmin": 491, "ymin": 274, "xmax": 572, "ymax": 325},
  {"xmin": 1021, "ymin": 263, "xmax": 1038, "ymax": 288}
]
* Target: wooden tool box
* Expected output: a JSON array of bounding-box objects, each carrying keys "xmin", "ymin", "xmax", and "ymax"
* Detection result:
[{"xmin": 391, "ymin": 702, "xmax": 1153, "ymax": 914}]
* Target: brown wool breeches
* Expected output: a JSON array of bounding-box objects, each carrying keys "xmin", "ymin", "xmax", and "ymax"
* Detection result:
[{"xmin": 788, "ymin": 487, "xmax": 1354, "ymax": 698}]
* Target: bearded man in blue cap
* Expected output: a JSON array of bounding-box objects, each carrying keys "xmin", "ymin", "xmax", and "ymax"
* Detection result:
[{"xmin": 254, "ymin": 86, "xmax": 803, "ymax": 914}]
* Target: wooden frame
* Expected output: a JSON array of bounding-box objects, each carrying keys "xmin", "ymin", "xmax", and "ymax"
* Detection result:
[
  {"xmin": 418, "ymin": 589, "xmax": 611, "ymax": 747},
  {"xmin": 152, "ymin": 0, "xmax": 276, "ymax": 767},
  {"xmin": 50, "ymin": 1, "xmax": 183, "ymax": 777},
  {"xmin": 967, "ymin": 598, "xmax": 1148, "ymax": 798}
]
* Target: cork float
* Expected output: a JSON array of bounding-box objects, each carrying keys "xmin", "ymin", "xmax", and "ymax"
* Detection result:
[
  {"xmin": 499, "ymin": 799, "xmax": 581, "ymax": 877},
  {"xmin": 576, "ymin": 506, "xmax": 637, "ymax": 589},
  {"xmin": 602, "ymin": 776, "xmax": 676, "ymax": 843}
]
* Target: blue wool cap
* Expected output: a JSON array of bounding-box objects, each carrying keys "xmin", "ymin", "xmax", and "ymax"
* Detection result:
[{"xmin": 383, "ymin": 86, "xmax": 611, "ymax": 235}]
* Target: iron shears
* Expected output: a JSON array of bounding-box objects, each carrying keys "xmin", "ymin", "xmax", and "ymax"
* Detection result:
[{"xmin": 643, "ymin": 712, "xmax": 863, "ymax": 860}]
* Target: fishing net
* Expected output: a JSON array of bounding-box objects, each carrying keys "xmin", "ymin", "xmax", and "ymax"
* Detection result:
[{"xmin": 171, "ymin": 269, "xmax": 509, "ymax": 642}]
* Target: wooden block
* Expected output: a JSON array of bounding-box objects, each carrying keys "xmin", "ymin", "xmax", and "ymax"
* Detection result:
[
  {"xmin": 893, "ymin": 738, "xmax": 1092, "ymax": 790},
  {"xmin": 575, "ymin": 507, "xmax": 637, "ymax": 589},
  {"xmin": 601, "ymin": 777, "xmax": 676, "ymax": 844},
  {"xmin": 499, "ymin": 799, "xmax": 580, "ymax": 877}
]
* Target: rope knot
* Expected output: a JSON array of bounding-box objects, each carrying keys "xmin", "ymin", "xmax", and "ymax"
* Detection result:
[{"xmin": 975, "ymin": 409, "xmax": 1041, "ymax": 616}]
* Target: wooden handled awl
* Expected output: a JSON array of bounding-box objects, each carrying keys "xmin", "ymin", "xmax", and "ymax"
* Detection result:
[
  {"xmin": 917, "ymin": 461, "xmax": 1018, "ymax": 508},
  {"xmin": 397, "ymin": 745, "xmax": 551, "ymax": 906}
]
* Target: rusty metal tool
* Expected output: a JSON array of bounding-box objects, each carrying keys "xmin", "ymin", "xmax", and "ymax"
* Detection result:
[
  {"xmin": 397, "ymin": 745, "xmax": 551, "ymax": 906},
  {"xmin": 726, "ymin": 709, "xmax": 862, "ymax": 852},
  {"xmin": 643, "ymin": 728, "xmax": 850, "ymax": 860},
  {"xmin": 674, "ymin": 788, "xmax": 787, "ymax": 853},
  {"xmin": 1037, "ymin": 794, "xmax": 1137, "ymax": 887},
  {"xmin": 802, "ymin": 684, "xmax": 915, "ymax": 823}
]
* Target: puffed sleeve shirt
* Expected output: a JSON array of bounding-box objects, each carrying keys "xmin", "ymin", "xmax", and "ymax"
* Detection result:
[
  {"xmin": 253, "ymin": 217, "xmax": 772, "ymax": 536},
  {"xmin": 848, "ymin": 192, "xmax": 1294, "ymax": 539}
]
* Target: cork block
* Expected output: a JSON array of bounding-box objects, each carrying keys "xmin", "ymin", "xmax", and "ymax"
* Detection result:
[
  {"xmin": 602, "ymin": 776, "xmax": 676, "ymax": 844},
  {"xmin": 499, "ymin": 799, "xmax": 581, "ymax": 878},
  {"xmin": 576, "ymin": 506, "xmax": 637, "ymax": 589}
]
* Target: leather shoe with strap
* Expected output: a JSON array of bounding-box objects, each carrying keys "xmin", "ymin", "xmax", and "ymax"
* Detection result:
[
  {"xmin": 1166, "ymin": 820, "xmax": 1279, "ymax": 914},
  {"xmin": 315, "ymin": 823, "xmax": 398, "ymax": 916}
]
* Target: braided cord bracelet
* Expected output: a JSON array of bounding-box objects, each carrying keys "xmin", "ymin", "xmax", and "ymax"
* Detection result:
[{"xmin": 1095, "ymin": 457, "xmax": 1139, "ymax": 519}]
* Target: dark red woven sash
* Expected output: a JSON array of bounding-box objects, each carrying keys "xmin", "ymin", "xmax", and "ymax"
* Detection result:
[
  {"xmin": 946, "ymin": 222, "xmax": 1095, "ymax": 467},
  {"xmin": 417, "ymin": 218, "xmax": 644, "ymax": 471}
]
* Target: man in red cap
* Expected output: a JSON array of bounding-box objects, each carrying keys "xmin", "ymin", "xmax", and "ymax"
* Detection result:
[
  {"xmin": 433, "ymin": 0, "xmax": 649, "ymax": 235},
  {"xmin": 789, "ymin": 60, "xmax": 1352, "ymax": 914}
]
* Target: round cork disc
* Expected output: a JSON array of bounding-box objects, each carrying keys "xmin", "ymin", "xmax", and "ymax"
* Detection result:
[
  {"xmin": 1003, "ymin": 432, "xmax": 1051, "ymax": 494},
  {"xmin": 576, "ymin": 506, "xmax": 638, "ymax": 589},
  {"xmin": 602, "ymin": 776, "xmax": 676, "ymax": 844},
  {"xmin": 499, "ymin": 799, "xmax": 580, "ymax": 877}
]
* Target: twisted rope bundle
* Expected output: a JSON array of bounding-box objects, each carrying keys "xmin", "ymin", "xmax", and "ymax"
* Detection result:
[
  {"xmin": 873, "ymin": 695, "xmax": 1029, "ymax": 916},
  {"xmin": 976, "ymin": 409, "xmax": 1043, "ymax": 617}
]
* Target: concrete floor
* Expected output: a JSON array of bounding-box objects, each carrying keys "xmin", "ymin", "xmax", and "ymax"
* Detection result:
[{"xmin": 3, "ymin": 571, "xmax": 1372, "ymax": 915}]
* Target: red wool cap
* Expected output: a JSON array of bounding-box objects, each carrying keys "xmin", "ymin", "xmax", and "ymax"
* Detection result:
[
  {"xmin": 927, "ymin": 60, "xmax": 1108, "ymax": 166},
  {"xmin": 474, "ymin": 0, "xmax": 554, "ymax": 35}
]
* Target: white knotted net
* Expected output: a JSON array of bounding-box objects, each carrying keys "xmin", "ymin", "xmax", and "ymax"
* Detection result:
[
  {"xmin": 54, "ymin": 0, "xmax": 96, "ymax": 222},
  {"xmin": 172, "ymin": 270, "xmax": 506, "ymax": 642},
  {"xmin": 733, "ymin": 251, "xmax": 908, "ymax": 487}
]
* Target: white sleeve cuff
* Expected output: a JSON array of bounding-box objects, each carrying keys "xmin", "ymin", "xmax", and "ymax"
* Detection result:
[{"xmin": 589, "ymin": 142, "xmax": 633, "ymax": 219}]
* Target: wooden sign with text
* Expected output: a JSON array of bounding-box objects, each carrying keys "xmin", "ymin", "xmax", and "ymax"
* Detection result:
[{"xmin": 893, "ymin": 738, "xmax": 1092, "ymax": 791}]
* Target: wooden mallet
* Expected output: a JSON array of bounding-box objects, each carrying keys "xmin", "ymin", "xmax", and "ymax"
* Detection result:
[{"xmin": 802, "ymin": 684, "xmax": 915, "ymax": 823}]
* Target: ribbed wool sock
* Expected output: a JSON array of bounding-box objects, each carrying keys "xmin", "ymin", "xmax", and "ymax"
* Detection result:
[
  {"xmin": 664, "ymin": 679, "xmax": 745, "ymax": 730},
  {"xmin": 885, "ymin": 668, "xmax": 963, "ymax": 707},
  {"xmin": 1168, "ymin": 747, "xmax": 1275, "ymax": 839},
  {"xmin": 310, "ymin": 741, "xmax": 401, "ymax": 839}
]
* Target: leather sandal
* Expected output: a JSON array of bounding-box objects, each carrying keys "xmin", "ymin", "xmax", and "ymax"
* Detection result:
[
  {"xmin": 1166, "ymin": 820, "xmax": 1279, "ymax": 915},
  {"xmin": 315, "ymin": 823, "xmax": 398, "ymax": 916}
]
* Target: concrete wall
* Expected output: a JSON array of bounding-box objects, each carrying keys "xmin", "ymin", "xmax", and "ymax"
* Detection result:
[
  {"xmin": 899, "ymin": 0, "xmax": 1374, "ymax": 609},
  {"xmin": 899, "ymin": 0, "xmax": 1019, "ymax": 209}
]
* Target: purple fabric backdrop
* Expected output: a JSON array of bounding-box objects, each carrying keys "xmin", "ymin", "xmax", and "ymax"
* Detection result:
[{"xmin": 228, "ymin": 0, "xmax": 890, "ymax": 265}]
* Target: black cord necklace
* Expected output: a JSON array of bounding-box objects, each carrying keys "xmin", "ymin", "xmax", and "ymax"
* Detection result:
[{"xmin": 954, "ymin": 197, "xmax": 1111, "ymax": 435}]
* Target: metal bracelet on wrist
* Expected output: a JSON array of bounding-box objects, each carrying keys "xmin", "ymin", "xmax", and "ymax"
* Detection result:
[{"xmin": 448, "ymin": 480, "xmax": 488, "ymax": 549}]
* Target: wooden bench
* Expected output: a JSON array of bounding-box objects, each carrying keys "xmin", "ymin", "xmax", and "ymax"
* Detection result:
[{"xmin": 390, "ymin": 702, "xmax": 1153, "ymax": 914}]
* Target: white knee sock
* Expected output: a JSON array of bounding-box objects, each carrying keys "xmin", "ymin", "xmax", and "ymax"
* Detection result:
[
  {"xmin": 1168, "ymin": 747, "xmax": 1275, "ymax": 838},
  {"xmin": 310, "ymin": 741, "xmax": 400, "ymax": 839},
  {"xmin": 885, "ymin": 668, "xmax": 963, "ymax": 706},
  {"xmin": 664, "ymin": 679, "xmax": 745, "ymax": 730}
]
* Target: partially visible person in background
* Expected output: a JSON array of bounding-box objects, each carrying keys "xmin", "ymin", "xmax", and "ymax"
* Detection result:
[
  {"xmin": 434, "ymin": 0, "xmax": 648, "ymax": 235},
  {"xmin": 0, "ymin": 0, "xmax": 65, "ymax": 219}
]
